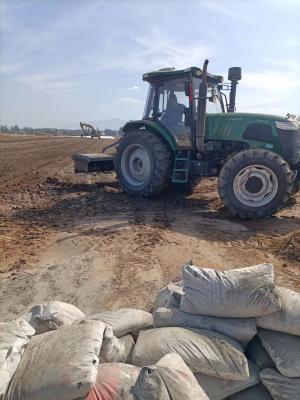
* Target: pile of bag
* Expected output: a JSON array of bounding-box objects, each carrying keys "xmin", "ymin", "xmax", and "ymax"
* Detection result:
[
  {"xmin": 152, "ymin": 262, "xmax": 300, "ymax": 400},
  {"xmin": 0, "ymin": 262, "xmax": 299, "ymax": 400}
]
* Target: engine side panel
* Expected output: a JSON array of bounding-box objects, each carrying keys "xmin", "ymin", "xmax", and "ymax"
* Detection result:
[{"xmin": 205, "ymin": 113, "xmax": 300, "ymax": 166}]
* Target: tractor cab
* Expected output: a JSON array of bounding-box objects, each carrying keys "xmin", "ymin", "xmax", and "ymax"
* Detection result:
[{"xmin": 142, "ymin": 67, "xmax": 224, "ymax": 149}]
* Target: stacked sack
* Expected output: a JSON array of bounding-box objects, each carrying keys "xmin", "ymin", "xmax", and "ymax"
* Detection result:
[
  {"xmin": 1, "ymin": 262, "xmax": 300, "ymax": 399},
  {"xmin": 0, "ymin": 319, "xmax": 35, "ymax": 396},
  {"xmin": 0, "ymin": 301, "xmax": 153, "ymax": 400},
  {"xmin": 250, "ymin": 287, "xmax": 300, "ymax": 400},
  {"xmin": 152, "ymin": 262, "xmax": 300, "ymax": 400}
]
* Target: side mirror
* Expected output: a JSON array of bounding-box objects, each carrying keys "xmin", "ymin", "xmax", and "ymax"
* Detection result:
[{"xmin": 183, "ymin": 107, "xmax": 190, "ymax": 126}]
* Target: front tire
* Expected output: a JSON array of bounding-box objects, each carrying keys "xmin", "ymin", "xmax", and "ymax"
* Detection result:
[
  {"xmin": 115, "ymin": 130, "xmax": 171, "ymax": 197},
  {"xmin": 218, "ymin": 149, "xmax": 292, "ymax": 219}
]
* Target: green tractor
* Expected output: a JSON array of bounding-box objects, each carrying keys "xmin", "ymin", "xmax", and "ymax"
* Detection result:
[{"xmin": 74, "ymin": 60, "xmax": 300, "ymax": 219}]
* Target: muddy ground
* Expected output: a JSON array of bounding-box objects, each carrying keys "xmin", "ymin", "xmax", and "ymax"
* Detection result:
[{"xmin": 0, "ymin": 134, "xmax": 299, "ymax": 320}]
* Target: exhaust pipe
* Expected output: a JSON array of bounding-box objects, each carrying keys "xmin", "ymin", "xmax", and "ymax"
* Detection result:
[
  {"xmin": 228, "ymin": 67, "xmax": 242, "ymax": 113},
  {"xmin": 196, "ymin": 59, "xmax": 209, "ymax": 153}
]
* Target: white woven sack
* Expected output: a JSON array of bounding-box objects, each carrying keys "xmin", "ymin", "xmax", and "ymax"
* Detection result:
[
  {"xmin": 132, "ymin": 327, "xmax": 249, "ymax": 380},
  {"xmin": 22, "ymin": 301, "xmax": 85, "ymax": 334},
  {"xmin": 195, "ymin": 361, "xmax": 259, "ymax": 400},
  {"xmin": 260, "ymin": 368, "xmax": 300, "ymax": 400},
  {"xmin": 258, "ymin": 329, "xmax": 300, "ymax": 377},
  {"xmin": 256, "ymin": 287, "xmax": 300, "ymax": 335},
  {"xmin": 88, "ymin": 308, "xmax": 153, "ymax": 337},
  {"xmin": 153, "ymin": 307, "xmax": 256, "ymax": 346},
  {"xmin": 4, "ymin": 320, "xmax": 105, "ymax": 400},
  {"xmin": 0, "ymin": 319, "xmax": 35, "ymax": 396},
  {"xmin": 180, "ymin": 263, "xmax": 280, "ymax": 318}
]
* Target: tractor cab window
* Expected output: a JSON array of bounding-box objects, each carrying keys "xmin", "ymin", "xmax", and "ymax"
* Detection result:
[
  {"xmin": 193, "ymin": 78, "xmax": 223, "ymax": 114},
  {"xmin": 157, "ymin": 79, "xmax": 190, "ymax": 146},
  {"xmin": 143, "ymin": 84, "xmax": 155, "ymax": 119},
  {"xmin": 157, "ymin": 78, "xmax": 191, "ymax": 146},
  {"xmin": 157, "ymin": 78, "xmax": 189, "ymax": 125},
  {"xmin": 143, "ymin": 78, "xmax": 191, "ymax": 147}
]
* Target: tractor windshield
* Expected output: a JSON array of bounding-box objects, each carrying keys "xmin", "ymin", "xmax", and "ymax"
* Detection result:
[
  {"xmin": 206, "ymin": 88, "xmax": 223, "ymax": 113},
  {"xmin": 192, "ymin": 78, "xmax": 224, "ymax": 114}
]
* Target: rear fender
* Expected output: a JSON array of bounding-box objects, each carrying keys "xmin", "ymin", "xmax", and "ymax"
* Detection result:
[{"xmin": 122, "ymin": 120, "xmax": 177, "ymax": 152}]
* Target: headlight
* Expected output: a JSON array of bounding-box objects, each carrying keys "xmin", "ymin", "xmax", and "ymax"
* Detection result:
[{"xmin": 275, "ymin": 121, "xmax": 299, "ymax": 131}]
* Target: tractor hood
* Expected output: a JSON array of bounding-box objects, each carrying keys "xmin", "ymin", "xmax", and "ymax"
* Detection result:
[
  {"xmin": 206, "ymin": 112, "xmax": 300, "ymax": 166},
  {"xmin": 205, "ymin": 112, "xmax": 294, "ymax": 141}
]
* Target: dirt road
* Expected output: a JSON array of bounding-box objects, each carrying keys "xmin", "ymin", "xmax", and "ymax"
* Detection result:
[{"xmin": 0, "ymin": 135, "xmax": 299, "ymax": 320}]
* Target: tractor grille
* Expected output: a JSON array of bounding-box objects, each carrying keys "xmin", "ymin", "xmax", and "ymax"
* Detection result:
[{"xmin": 277, "ymin": 128, "xmax": 300, "ymax": 166}]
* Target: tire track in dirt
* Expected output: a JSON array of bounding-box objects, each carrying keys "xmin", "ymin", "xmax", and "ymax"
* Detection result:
[
  {"xmin": 0, "ymin": 137, "xmax": 103, "ymax": 194},
  {"xmin": 0, "ymin": 136, "xmax": 116, "ymax": 271},
  {"xmin": 101, "ymin": 222, "xmax": 171, "ymax": 311},
  {"xmin": 1, "ymin": 135, "xmax": 300, "ymax": 321}
]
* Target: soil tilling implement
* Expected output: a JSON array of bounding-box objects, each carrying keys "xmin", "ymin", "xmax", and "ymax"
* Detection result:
[{"xmin": 74, "ymin": 60, "xmax": 300, "ymax": 219}]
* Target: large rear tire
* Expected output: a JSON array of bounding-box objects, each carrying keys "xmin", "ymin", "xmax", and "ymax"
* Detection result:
[
  {"xmin": 115, "ymin": 130, "xmax": 171, "ymax": 197},
  {"xmin": 218, "ymin": 149, "xmax": 293, "ymax": 219}
]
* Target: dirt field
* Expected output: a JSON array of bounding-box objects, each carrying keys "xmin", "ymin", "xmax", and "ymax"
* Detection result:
[{"xmin": 0, "ymin": 135, "xmax": 299, "ymax": 320}]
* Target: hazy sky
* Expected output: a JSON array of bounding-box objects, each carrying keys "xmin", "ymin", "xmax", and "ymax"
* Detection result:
[{"xmin": 0, "ymin": 0, "xmax": 299, "ymax": 128}]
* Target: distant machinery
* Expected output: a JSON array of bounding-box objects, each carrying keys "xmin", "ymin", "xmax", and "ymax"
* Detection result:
[{"xmin": 80, "ymin": 122, "xmax": 99, "ymax": 138}]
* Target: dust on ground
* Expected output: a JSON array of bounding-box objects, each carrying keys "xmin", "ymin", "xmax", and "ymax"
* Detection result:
[{"xmin": 0, "ymin": 135, "xmax": 299, "ymax": 320}]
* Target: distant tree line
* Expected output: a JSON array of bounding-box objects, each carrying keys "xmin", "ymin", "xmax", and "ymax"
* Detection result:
[
  {"xmin": 0, "ymin": 125, "xmax": 120, "ymax": 136},
  {"xmin": 0, "ymin": 125, "xmax": 31, "ymax": 133}
]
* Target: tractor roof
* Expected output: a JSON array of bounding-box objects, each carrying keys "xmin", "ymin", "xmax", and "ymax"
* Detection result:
[{"xmin": 143, "ymin": 66, "xmax": 223, "ymax": 84}]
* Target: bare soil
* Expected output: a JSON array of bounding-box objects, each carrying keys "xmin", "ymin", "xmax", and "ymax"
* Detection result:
[{"xmin": 0, "ymin": 135, "xmax": 299, "ymax": 320}]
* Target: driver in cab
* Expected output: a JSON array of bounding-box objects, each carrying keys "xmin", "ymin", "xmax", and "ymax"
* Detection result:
[{"xmin": 161, "ymin": 92, "xmax": 185, "ymax": 131}]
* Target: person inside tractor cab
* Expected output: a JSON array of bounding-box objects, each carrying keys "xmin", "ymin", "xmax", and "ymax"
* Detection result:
[
  {"xmin": 154, "ymin": 79, "xmax": 190, "ymax": 146},
  {"xmin": 161, "ymin": 92, "xmax": 186, "ymax": 130}
]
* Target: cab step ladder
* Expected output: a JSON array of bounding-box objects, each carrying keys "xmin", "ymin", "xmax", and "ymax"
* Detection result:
[{"xmin": 172, "ymin": 151, "xmax": 190, "ymax": 183}]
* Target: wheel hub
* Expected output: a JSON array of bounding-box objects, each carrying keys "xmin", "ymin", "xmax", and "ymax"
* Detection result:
[
  {"xmin": 233, "ymin": 165, "xmax": 278, "ymax": 207},
  {"xmin": 245, "ymin": 176, "xmax": 263, "ymax": 193},
  {"xmin": 121, "ymin": 144, "xmax": 151, "ymax": 186},
  {"xmin": 133, "ymin": 158, "xmax": 144, "ymax": 171}
]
